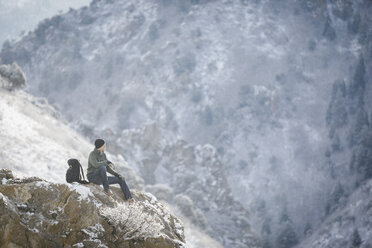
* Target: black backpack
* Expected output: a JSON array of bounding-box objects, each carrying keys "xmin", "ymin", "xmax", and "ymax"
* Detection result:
[{"xmin": 66, "ymin": 159, "xmax": 89, "ymax": 184}]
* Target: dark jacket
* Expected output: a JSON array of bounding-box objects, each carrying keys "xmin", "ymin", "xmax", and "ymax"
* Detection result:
[{"xmin": 87, "ymin": 148, "xmax": 117, "ymax": 178}]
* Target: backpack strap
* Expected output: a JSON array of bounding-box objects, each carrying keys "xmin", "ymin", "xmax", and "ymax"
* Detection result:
[
  {"xmin": 78, "ymin": 161, "xmax": 89, "ymax": 184},
  {"xmin": 79, "ymin": 163, "xmax": 87, "ymax": 182}
]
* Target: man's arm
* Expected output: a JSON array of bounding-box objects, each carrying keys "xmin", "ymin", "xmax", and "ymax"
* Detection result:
[
  {"xmin": 106, "ymin": 161, "xmax": 124, "ymax": 179},
  {"xmin": 106, "ymin": 163, "xmax": 117, "ymax": 175}
]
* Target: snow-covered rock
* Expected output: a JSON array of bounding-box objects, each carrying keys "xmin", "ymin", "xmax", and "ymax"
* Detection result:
[{"xmin": 0, "ymin": 169, "xmax": 186, "ymax": 248}]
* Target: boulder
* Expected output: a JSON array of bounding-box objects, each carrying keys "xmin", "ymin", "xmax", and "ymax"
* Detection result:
[
  {"xmin": 0, "ymin": 62, "xmax": 27, "ymax": 90},
  {"xmin": 0, "ymin": 169, "xmax": 185, "ymax": 248}
]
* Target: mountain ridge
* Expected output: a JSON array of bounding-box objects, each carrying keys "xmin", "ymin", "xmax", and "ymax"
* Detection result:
[{"xmin": 1, "ymin": 0, "xmax": 372, "ymax": 247}]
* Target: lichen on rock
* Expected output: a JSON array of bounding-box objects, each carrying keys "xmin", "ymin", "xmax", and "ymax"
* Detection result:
[{"xmin": 0, "ymin": 169, "xmax": 186, "ymax": 248}]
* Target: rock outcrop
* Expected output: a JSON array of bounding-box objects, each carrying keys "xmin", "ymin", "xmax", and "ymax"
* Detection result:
[
  {"xmin": 0, "ymin": 62, "xmax": 27, "ymax": 90},
  {"xmin": 0, "ymin": 169, "xmax": 185, "ymax": 248}
]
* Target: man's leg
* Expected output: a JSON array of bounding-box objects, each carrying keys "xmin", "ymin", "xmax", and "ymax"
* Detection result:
[
  {"xmin": 89, "ymin": 166, "xmax": 109, "ymax": 192},
  {"xmin": 108, "ymin": 176, "xmax": 132, "ymax": 200}
]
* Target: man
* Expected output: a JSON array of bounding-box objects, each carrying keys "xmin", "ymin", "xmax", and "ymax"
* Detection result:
[{"xmin": 87, "ymin": 139, "xmax": 133, "ymax": 201}]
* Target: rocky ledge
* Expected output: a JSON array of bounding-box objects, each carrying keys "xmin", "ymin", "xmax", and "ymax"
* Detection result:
[{"xmin": 0, "ymin": 169, "xmax": 185, "ymax": 248}]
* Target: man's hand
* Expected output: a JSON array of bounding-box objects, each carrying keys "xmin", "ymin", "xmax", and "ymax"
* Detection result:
[
  {"xmin": 114, "ymin": 173, "xmax": 125, "ymax": 181},
  {"xmin": 107, "ymin": 161, "xmax": 115, "ymax": 169}
]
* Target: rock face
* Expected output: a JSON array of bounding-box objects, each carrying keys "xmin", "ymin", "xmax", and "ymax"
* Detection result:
[{"xmin": 0, "ymin": 169, "xmax": 185, "ymax": 248}]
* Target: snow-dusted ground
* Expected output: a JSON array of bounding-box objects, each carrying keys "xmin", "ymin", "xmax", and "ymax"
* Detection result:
[{"xmin": 0, "ymin": 88, "xmax": 91, "ymax": 181}]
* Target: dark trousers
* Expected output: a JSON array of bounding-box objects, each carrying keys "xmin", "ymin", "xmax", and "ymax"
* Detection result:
[{"xmin": 88, "ymin": 165, "xmax": 132, "ymax": 200}]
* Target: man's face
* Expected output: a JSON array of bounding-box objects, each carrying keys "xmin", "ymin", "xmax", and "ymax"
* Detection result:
[{"xmin": 98, "ymin": 143, "xmax": 106, "ymax": 151}]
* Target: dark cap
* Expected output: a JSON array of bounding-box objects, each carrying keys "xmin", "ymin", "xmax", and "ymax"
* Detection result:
[{"xmin": 95, "ymin": 139, "xmax": 105, "ymax": 149}]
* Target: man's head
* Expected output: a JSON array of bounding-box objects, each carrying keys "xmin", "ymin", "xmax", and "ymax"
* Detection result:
[{"xmin": 95, "ymin": 139, "xmax": 106, "ymax": 151}]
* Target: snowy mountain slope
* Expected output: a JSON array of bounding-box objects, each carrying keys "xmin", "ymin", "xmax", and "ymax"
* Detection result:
[
  {"xmin": 300, "ymin": 2, "xmax": 372, "ymax": 246},
  {"xmin": 297, "ymin": 178, "xmax": 372, "ymax": 248},
  {"xmin": 324, "ymin": 1, "xmax": 372, "ymax": 189},
  {"xmin": 2, "ymin": 0, "xmax": 372, "ymax": 247},
  {"xmin": 0, "ymin": 87, "xmax": 144, "ymax": 187},
  {"xmin": 0, "ymin": 88, "xmax": 92, "ymax": 181},
  {"xmin": 0, "ymin": 88, "xmax": 224, "ymax": 248}
]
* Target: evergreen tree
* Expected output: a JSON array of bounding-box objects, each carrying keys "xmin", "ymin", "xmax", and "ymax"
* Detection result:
[
  {"xmin": 349, "ymin": 56, "xmax": 365, "ymax": 98},
  {"xmin": 262, "ymin": 236, "xmax": 272, "ymax": 248},
  {"xmin": 326, "ymin": 80, "xmax": 348, "ymax": 140},
  {"xmin": 351, "ymin": 228, "xmax": 362, "ymax": 247},
  {"xmin": 276, "ymin": 222, "xmax": 299, "ymax": 248},
  {"xmin": 304, "ymin": 222, "xmax": 313, "ymax": 237},
  {"xmin": 348, "ymin": 106, "xmax": 368, "ymax": 148},
  {"xmin": 261, "ymin": 218, "xmax": 272, "ymax": 236},
  {"xmin": 276, "ymin": 207, "xmax": 298, "ymax": 248},
  {"xmin": 325, "ymin": 182, "xmax": 346, "ymax": 215},
  {"xmin": 260, "ymin": 206, "xmax": 272, "ymax": 248},
  {"xmin": 350, "ymin": 125, "xmax": 372, "ymax": 183}
]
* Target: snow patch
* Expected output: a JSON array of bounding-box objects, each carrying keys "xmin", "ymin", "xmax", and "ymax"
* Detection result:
[
  {"xmin": 81, "ymin": 224, "xmax": 107, "ymax": 248},
  {"xmin": 143, "ymin": 192, "xmax": 158, "ymax": 204},
  {"xmin": 35, "ymin": 181, "xmax": 51, "ymax": 189},
  {"xmin": 67, "ymin": 183, "xmax": 93, "ymax": 201},
  {"xmin": 81, "ymin": 224, "xmax": 105, "ymax": 239},
  {"xmin": 72, "ymin": 243, "xmax": 84, "ymax": 248},
  {"xmin": 350, "ymin": 38, "xmax": 362, "ymax": 56},
  {"xmin": 17, "ymin": 203, "xmax": 27, "ymax": 208},
  {"xmin": 0, "ymin": 192, "xmax": 9, "ymax": 204},
  {"xmin": 29, "ymin": 227, "xmax": 40, "ymax": 233}
]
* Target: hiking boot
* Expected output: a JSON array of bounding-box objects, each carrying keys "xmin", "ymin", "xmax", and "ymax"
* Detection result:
[
  {"xmin": 104, "ymin": 190, "xmax": 113, "ymax": 197},
  {"xmin": 126, "ymin": 198, "xmax": 134, "ymax": 203}
]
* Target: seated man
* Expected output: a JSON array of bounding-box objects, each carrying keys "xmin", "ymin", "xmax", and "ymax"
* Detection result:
[{"xmin": 87, "ymin": 139, "xmax": 133, "ymax": 201}]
